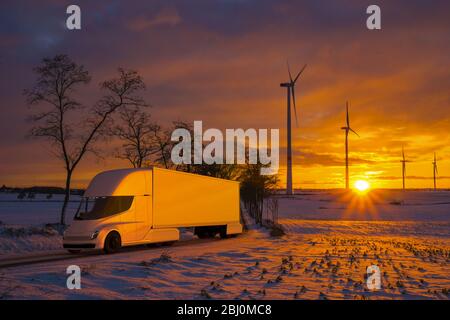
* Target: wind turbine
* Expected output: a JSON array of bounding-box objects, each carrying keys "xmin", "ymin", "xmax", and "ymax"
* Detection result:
[
  {"xmin": 280, "ymin": 62, "xmax": 307, "ymax": 195},
  {"xmin": 432, "ymin": 153, "xmax": 438, "ymax": 190},
  {"xmin": 341, "ymin": 102, "xmax": 359, "ymax": 190},
  {"xmin": 400, "ymin": 147, "xmax": 411, "ymax": 190}
]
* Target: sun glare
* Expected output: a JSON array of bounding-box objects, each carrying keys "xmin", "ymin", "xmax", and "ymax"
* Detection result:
[{"xmin": 354, "ymin": 180, "xmax": 370, "ymax": 192}]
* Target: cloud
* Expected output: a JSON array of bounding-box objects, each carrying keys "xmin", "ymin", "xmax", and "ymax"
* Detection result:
[
  {"xmin": 128, "ymin": 7, "xmax": 181, "ymax": 31},
  {"xmin": 0, "ymin": 0, "xmax": 450, "ymax": 188},
  {"xmin": 284, "ymin": 148, "xmax": 377, "ymax": 167}
]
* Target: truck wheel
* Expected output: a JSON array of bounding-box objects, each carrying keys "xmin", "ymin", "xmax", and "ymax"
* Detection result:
[
  {"xmin": 68, "ymin": 249, "xmax": 81, "ymax": 254},
  {"xmin": 104, "ymin": 232, "xmax": 121, "ymax": 254}
]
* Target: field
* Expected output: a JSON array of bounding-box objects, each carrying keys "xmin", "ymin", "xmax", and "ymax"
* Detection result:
[{"xmin": 0, "ymin": 190, "xmax": 449, "ymax": 300}]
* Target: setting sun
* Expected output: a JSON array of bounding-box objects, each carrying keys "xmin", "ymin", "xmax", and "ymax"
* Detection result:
[{"xmin": 354, "ymin": 180, "xmax": 370, "ymax": 192}]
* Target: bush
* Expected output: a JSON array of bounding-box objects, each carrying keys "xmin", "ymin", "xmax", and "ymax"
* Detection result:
[
  {"xmin": 269, "ymin": 224, "xmax": 285, "ymax": 237},
  {"xmin": 239, "ymin": 163, "xmax": 279, "ymax": 225}
]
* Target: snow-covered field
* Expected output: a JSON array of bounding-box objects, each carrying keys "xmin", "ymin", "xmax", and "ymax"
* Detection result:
[
  {"xmin": 0, "ymin": 190, "xmax": 449, "ymax": 300},
  {"xmin": 0, "ymin": 193, "xmax": 80, "ymax": 226},
  {"xmin": 0, "ymin": 194, "xmax": 80, "ymax": 255},
  {"xmin": 275, "ymin": 189, "xmax": 450, "ymax": 221}
]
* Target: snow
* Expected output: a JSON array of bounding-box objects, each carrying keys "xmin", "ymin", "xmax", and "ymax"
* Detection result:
[
  {"xmin": 0, "ymin": 190, "xmax": 449, "ymax": 300},
  {"xmin": 0, "ymin": 194, "xmax": 80, "ymax": 255},
  {"xmin": 274, "ymin": 190, "xmax": 450, "ymax": 221},
  {"xmin": 0, "ymin": 225, "xmax": 63, "ymax": 255}
]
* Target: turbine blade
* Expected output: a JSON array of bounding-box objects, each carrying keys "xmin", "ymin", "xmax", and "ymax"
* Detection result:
[
  {"xmin": 349, "ymin": 127, "xmax": 359, "ymax": 137},
  {"xmin": 293, "ymin": 64, "xmax": 307, "ymax": 83},
  {"xmin": 402, "ymin": 146, "xmax": 405, "ymax": 161},
  {"xmin": 291, "ymin": 87, "xmax": 299, "ymax": 127},
  {"xmin": 346, "ymin": 102, "xmax": 350, "ymax": 127},
  {"xmin": 287, "ymin": 61, "xmax": 293, "ymax": 82}
]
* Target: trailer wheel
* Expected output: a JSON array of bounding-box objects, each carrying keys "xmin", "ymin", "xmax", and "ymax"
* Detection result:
[
  {"xmin": 195, "ymin": 227, "xmax": 213, "ymax": 239},
  {"xmin": 104, "ymin": 231, "xmax": 121, "ymax": 254},
  {"xmin": 196, "ymin": 229, "xmax": 209, "ymax": 239},
  {"xmin": 219, "ymin": 227, "xmax": 227, "ymax": 239},
  {"xmin": 195, "ymin": 226, "xmax": 223, "ymax": 239}
]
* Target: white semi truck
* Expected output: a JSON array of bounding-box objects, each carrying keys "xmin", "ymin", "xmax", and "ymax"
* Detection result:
[{"xmin": 63, "ymin": 167, "xmax": 242, "ymax": 253}]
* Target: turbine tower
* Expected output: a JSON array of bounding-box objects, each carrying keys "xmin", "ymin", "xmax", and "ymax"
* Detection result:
[
  {"xmin": 400, "ymin": 147, "xmax": 410, "ymax": 190},
  {"xmin": 280, "ymin": 63, "xmax": 307, "ymax": 195},
  {"xmin": 341, "ymin": 102, "xmax": 359, "ymax": 190},
  {"xmin": 432, "ymin": 153, "xmax": 438, "ymax": 190}
]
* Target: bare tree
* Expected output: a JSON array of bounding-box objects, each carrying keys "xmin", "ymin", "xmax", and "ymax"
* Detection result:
[
  {"xmin": 25, "ymin": 54, "xmax": 147, "ymax": 225},
  {"xmin": 150, "ymin": 124, "xmax": 173, "ymax": 169},
  {"xmin": 112, "ymin": 107, "xmax": 156, "ymax": 168}
]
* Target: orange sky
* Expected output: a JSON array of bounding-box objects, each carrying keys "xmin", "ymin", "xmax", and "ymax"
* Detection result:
[{"xmin": 0, "ymin": 1, "xmax": 449, "ymax": 189}]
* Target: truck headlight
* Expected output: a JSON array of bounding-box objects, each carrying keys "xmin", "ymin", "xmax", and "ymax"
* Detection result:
[{"xmin": 90, "ymin": 230, "xmax": 99, "ymax": 240}]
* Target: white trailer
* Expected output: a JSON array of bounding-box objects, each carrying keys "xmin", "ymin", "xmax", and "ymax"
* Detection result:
[{"xmin": 63, "ymin": 167, "xmax": 242, "ymax": 253}]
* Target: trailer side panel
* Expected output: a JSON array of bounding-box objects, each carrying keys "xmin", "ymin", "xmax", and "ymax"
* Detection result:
[{"xmin": 152, "ymin": 168, "xmax": 240, "ymax": 228}]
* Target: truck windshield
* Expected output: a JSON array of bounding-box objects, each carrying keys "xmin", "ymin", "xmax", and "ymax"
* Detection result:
[{"xmin": 74, "ymin": 196, "xmax": 134, "ymax": 220}]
